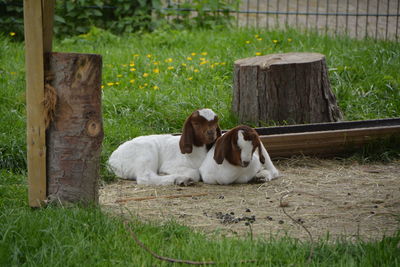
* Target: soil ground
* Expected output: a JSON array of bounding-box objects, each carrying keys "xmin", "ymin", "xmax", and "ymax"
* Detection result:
[{"xmin": 100, "ymin": 158, "xmax": 400, "ymax": 241}]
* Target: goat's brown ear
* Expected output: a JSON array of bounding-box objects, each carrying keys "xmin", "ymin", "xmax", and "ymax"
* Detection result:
[
  {"xmin": 258, "ymin": 142, "xmax": 266, "ymax": 164},
  {"xmin": 216, "ymin": 125, "xmax": 222, "ymax": 138},
  {"xmin": 213, "ymin": 131, "xmax": 233, "ymax": 164},
  {"xmin": 213, "ymin": 137, "xmax": 226, "ymax": 164},
  {"xmin": 179, "ymin": 117, "xmax": 194, "ymax": 154}
]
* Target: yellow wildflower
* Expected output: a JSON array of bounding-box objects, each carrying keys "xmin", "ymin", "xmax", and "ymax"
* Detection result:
[
  {"xmin": 143, "ymin": 73, "xmax": 149, "ymax": 77},
  {"xmin": 167, "ymin": 66, "xmax": 174, "ymax": 70},
  {"xmin": 201, "ymin": 52, "xmax": 208, "ymax": 56},
  {"xmin": 254, "ymin": 34, "xmax": 259, "ymax": 38},
  {"xmin": 200, "ymin": 57, "xmax": 206, "ymax": 61},
  {"xmin": 107, "ymin": 82, "xmax": 114, "ymax": 86},
  {"xmin": 273, "ymin": 40, "xmax": 278, "ymax": 44},
  {"xmin": 130, "ymin": 68, "xmax": 136, "ymax": 72},
  {"xmin": 200, "ymin": 61, "xmax": 208, "ymax": 65},
  {"xmin": 191, "ymin": 52, "xmax": 196, "ymax": 56},
  {"xmin": 101, "ymin": 85, "xmax": 104, "ymax": 89},
  {"xmin": 194, "ymin": 69, "xmax": 199, "ymax": 73},
  {"xmin": 10, "ymin": 72, "xmax": 16, "ymax": 75},
  {"xmin": 287, "ymin": 38, "xmax": 293, "ymax": 42},
  {"xmin": 129, "ymin": 63, "xmax": 135, "ymax": 67},
  {"xmin": 122, "ymin": 64, "xmax": 127, "ymax": 67},
  {"xmin": 187, "ymin": 77, "xmax": 193, "ymax": 80},
  {"xmin": 9, "ymin": 32, "xmax": 15, "ymax": 36},
  {"xmin": 165, "ymin": 58, "xmax": 173, "ymax": 63},
  {"xmin": 181, "ymin": 63, "xmax": 187, "ymax": 67},
  {"xmin": 129, "ymin": 79, "xmax": 135, "ymax": 84},
  {"xmin": 144, "ymin": 83, "xmax": 148, "ymax": 87},
  {"xmin": 115, "ymin": 82, "xmax": 120, "ymax": 85},
  {"xmin": 255, "ymin": 52, "xmax": 261, "ymax": 56},
  {"xmin": 257, "ymin": 38, "xmax": 263, "ymax": 41},
  {"xmin": 117, "ymin": 74, "xmax": 123, "ymax": 78},
  {"xmin": 153, "ymin": 68, "xmax": 160, "ymax": 74},
  {"xmin": 146, "ymin": 54, "xmax": 152, "ymax": 58},
  {"xmin": 245, "ymin": 40, "xmax": 251, "ymax": 44},
  {"xmin": 153, "ymin": 85, "xmax": 159, "ymax": 90},
  {"xmin": 187, "ymin": 57, "xmax": 193, "ymax": 61},
  {"xmin": 133, "ymin": 54, "xmax": 139, "ymax": 57},
  {"xmin": 153, "ymin": 61, "xmax": 159, "ymax": 65}
]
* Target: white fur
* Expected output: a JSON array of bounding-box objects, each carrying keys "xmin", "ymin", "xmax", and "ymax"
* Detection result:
[
  {"xmin": 199, "ymin": 132, "xmax": 280, "ymax": 185},
  {"xmin": 198, "ymin": 108, "xmax": 216, "ymax": 121},
  {"xmin": 108, "ymin": 108, "xmax": 218, "ymax": 185},
  {"xmin": 108, "ymin": 135, "xmax": 205, "ymax": 185}
]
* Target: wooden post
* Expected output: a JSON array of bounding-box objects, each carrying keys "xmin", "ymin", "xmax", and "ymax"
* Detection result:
[
  {"xmin": 233, "ymin": 52, "xmax": 343, "ymax": 125},
  {"xmin": 46, "ymin": 52, "xmax": 103, "ymax": 204},
  {"xmin": 24, "ymin": 0, "xmax": 55, "ymax": 207}
]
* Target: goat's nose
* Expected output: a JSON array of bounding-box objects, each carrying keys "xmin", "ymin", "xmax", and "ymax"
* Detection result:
[{"xmin": 242, "ymin": 161, "xmax": 250, "ymax": 167}]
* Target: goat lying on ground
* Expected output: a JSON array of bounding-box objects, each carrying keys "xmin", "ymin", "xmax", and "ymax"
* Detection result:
[
  {"xmin": 108, "ymin": 108, "xmax": 221, "ymax": 185},
  {"xmin": 199, "ymin": 125, "xmax": 280, "ymax": 185}
]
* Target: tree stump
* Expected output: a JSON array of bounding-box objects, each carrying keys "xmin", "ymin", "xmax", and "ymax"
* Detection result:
[
  {"xmin": 46, "ymin": 52, "xmax": 103, "ymax": 204},
  {"xmin": 233, "ymin": 52, "xmax": 343, "ymax": 125}
]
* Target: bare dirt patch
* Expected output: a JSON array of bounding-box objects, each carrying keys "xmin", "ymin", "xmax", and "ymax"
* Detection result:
[{"xmin": 100, "ymin": 158, "xmax": 400, "ymax": 241}]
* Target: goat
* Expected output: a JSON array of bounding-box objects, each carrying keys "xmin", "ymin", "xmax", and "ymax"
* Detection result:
[
  {"xmin": 108, "ymin": 108, "xmax": 221, "ymax": 185},
  {"xmin": 199, "ymin": 125, "xmax": 280, "ymax": 185}
]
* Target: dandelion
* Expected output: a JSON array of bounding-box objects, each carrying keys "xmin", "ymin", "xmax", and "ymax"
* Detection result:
[
  {"xmin": 115, "ymin": 82, "xmax": 120, "ymax": 85},
  {"xmin": 220, "ymin": 62, "xmax": 226, "ymax": 65},
  {"xmin": 165, "ymin": 58, "xmax": 173, "ymax": 63},
  {"xmin": 257, "ymin": 38, "xmax": 263, "ymax": 41},
  {"xmin": 191, "ymin": 52, "xmax": 196, "ymax": 56},
  {"xmin": 210, "ymin": 64, "xmax": 215, "ymax": 68},
  {"xmin": 153, "ymin": 85, "xmax": 159, "ymax": 90},
  {"xmin": 129, "ymin": 79, "xmax": 135, "ymax": 84},
  {"xmin": 167, "ymin": 66, "xmax": 174, "ymax": 70},
  {"xmin": 153, "ymin": 68, "xmax": 160, "ymax": 74},
  {"xmin": 181, "ymin": 63, "xmax": 187, "ymax": 67},
  {"xmin": 200, "ymin": 58, "xmax": 206, "ymax": 61},
  {"xmin": 143, "ymin": 73, "xmax": 149, "ymax": 77},
  {"xmin": 9, "ymin": 32, "xmax": 16, "ymax": 37},
  {"xmin": 144, "ymin": 83, "xmax": 148, "ymax": 87},
  {"xmin": 133, "ymin": 54, "xmax": 139, "ymax": 57},
  {"xmin": 146, "ymin": 54, "xmax": 152, "ymax": 58},
  {"xmin": 200, "ymin": 61, "xmax": 208, "ymax": 65},
  {"xmin": 201, "ymin": 52, "xmax": 208, "ymax": 56},
  {"xmin": 287, "ymin": 38, "xmax": 293, "ymax": 42},
  {"xmin": 194, "ymin": 69, "xmax": 199, "ymax": 73},
  {"xmin": 10, "ymin": 72, "xmax": 16, "ymax": 75},
  {"xmin": 101, "ymin": 85, "xmax": 104, "ymax": 89},
  {"xmin": 245, "ymin": 40, "xmax": 251, "ymax": 44},
  {"xmin": 187, "ymin": 57, "xmax": 193, "ymax": 61},
  {"xmin": 130, "ymin": 68, "xmax": 136, "ymax": 72},
  {"xmin": 153, "ymin": 61, "xmax": 159, "ymax": 65},
  {"xmin": 107, "ymin": 82, "xmax": 115, "ymax": 86},
  {"xmin": 117, "ymin": 74, "xmax": 123, "ymax": 78},
  {"xmin": 187, "ymin": 77, "xmax": 193, "ymax": 80},
  {"xmin": 272, "ymin": 40, "xmax": 278, "ymax": 44},
  {"xmin": 122, "ymin": 64, "xmax": 128, "ymax": 67},
  {"xmin": 255, "ymin": 52, "xmax": 262, "ymax": 56},
  {"xmin": 129, "ymin": 63, "xmax": 135, "ymax": 67},
  {"xmin": 255, "ymin": 34, "xmax": 259, "ymax": 38}
]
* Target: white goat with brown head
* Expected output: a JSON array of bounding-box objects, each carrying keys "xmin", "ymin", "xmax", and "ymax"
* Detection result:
[
  {"xmin": 108, "ymin": 108, "xmax": 221, "ymax": 185},
  {"xmin": 199, "ymin": 125, "xmax": 279, "ymax": 184}
]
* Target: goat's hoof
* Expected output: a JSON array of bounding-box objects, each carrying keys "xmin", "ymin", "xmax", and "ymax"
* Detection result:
[{"xmin": 175, "ymin": 177, "xmax": 195, "ymax": 187}]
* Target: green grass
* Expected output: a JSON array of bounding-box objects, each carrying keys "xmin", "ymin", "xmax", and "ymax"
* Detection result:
[{"xmin": 1, "ymin": 27, "xmax": 400, "ymax": 265}]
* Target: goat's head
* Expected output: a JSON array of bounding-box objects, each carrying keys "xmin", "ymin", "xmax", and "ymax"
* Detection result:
[
  {"xmin": 179, "ymin": 108, "xmax": 221, "ymax": 154},
  {"xmin": 213, "ymin": 125, "xmax": 265, "ymax": 167}
]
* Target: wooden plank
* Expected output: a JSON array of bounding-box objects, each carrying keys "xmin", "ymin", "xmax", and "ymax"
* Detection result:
[
  {"xmin": 24, "ymin": 0, "xmax": 46, "ymax": 207},
  {"xmin": 261, "ymin": 126, "xmax": 400, "ymax": 158}
]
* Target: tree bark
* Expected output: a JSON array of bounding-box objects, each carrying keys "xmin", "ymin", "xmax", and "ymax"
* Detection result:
[
  {"xmin": 46, "ymin": 52, "xmax": 103, "ymax": 204},
  {"xmin": 233, "ymin": 52, "xmax": 343, "ymax": 125}
]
